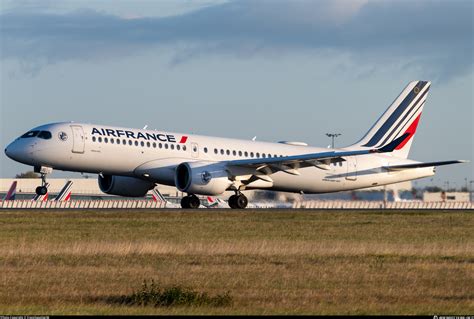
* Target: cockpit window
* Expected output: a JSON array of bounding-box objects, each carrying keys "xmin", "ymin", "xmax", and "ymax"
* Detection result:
[
  {"xmin": 21, "ymin": 131, "xmax": 40, "ymax": 138},
  {"xmin": 38, "ymin": 131, "xmax": 52, "ymax": 139},
  {"xmin": 20, "ymin": 130, "xmax": 52, "ymax": 139}
]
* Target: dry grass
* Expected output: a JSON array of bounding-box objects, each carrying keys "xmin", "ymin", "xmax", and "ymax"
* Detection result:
[{"xmin": 0, "ymin": 209, "xmax": 472, "ymax": 315}]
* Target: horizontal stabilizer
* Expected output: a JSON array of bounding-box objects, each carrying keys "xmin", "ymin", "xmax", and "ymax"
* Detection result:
[{"xmin": 385, "ymin": 160, "xmax": 468, "ymax": 171}]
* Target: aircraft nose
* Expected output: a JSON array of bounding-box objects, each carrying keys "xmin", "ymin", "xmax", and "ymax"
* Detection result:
[{"xmin": 5, "ymin": 141, "xmax": 21, "ymax": 161}]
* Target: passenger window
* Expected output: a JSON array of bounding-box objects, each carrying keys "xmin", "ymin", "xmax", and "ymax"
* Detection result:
[
  {"xmin": 171, "ymin": 144, "xmax": 175, "ymax": 150},
  {"xmin": 244, "ymin": 151, "xmax": 248, "ymax": 157},
  {"xmin": 98, "ymin": 137, "xmax": 102, "ymax": 143},
  {"xmin": 238, "ymin": 151, "xmax": 242, "ymax": 156},
  {"xmin": 111, "ymin": 139, "xmax": 114, "ymax": 144},
  {"xmin": 140, "ymin": 141, "xmax": 145, "ymax": 147},
  {"xmin": 204, "ymin": 147, "xmax": 208, "ymax": 153},
  {"xmin": 104, "ymin": 138, "xmax": 108, "ymax": 143},
  {"xmin": 262, "ymin": 153, "xmax": 266, "ymax": 158},
  {"xmin": 232, "ymin": 150, "xmax": 236, "ymax": 156},
  {"xmin": 92, "ymin": 136, "xmax": 96, "ymax": 142},
  {"xmin": 147, "ymin": 142, "xmax": 151, "ymax": 148},
  {"xmin": 256, "ymin": 152, "xmax": 260, "ymax": 158},
  {"xmin": 128, "ymin": 140, "xmax": 132, "ymax": 146},
  {"xmin": 153, "ymin": 142, "xmax": 156, "ymax": 148},
  {"xmin": 134, "ymin": 141, "xmax": 138, "ymax": 146},
  {"xmin": 250, "ymin": 152, "xmax": 254, "ymax": 157},
  {"xmin": 226, "ymin": 150, "xmax": 230, "ymax": 155},
  {"xmin": 177, "ymin": 145, "xmax": 181, "ymax": 150},
  {"xmin": 183, "ymin": 145, "xmax": 186, "ymax": 151},
  {"xmin": 220, "ymin": 149, "xmax": 224, "ymax": 155},
  {"xmin": 122, "ymin": 139, "xmax": 126, "ymax": 145},
  {"xmin": 37, "ymin": 131, "xmax": 52, "ymax": 139},
  {"xmin": 159, "ymin": 143, "xmax": 162, "ymax": 148},
  {"xmin": 165, "ymin": 144, "xmax": 169, "ymax": 149},
  {"xmin": 214, "ymin": 148, "xmax": 218, "ymax": 154},
  {"xmin": 116, "ymin": 138, "xmax": 120, "ymax": 144}
]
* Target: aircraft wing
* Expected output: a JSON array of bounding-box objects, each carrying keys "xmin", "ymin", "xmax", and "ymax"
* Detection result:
[
  {"xmin": 226, "ymin": 133, "xmax": 410, "ymax": 176},
  {"xmin": 384, "ymin": 160, "xmax": 468, "ymax": 171}
]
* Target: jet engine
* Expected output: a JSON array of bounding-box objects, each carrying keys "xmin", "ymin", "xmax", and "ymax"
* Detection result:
[
  {"xmin": 98, "ymin": 174, "xmax": 155, "ymax": 197},
  {"xmin": 175, "ymin": 161, "xmax": 232, "ymax": 195}
]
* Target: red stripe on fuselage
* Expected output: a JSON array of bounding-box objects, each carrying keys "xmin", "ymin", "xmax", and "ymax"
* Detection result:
[
  {"xmin": 179, "ymin": 136, "xmax": 188, "ymax": 144},
  {"xmin": 395, "ymin": 113, "xmax": 422, "ymax": 150}
]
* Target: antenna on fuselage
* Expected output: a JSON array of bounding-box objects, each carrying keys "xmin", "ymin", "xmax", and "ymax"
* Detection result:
[
  {"xmin": 143, "ymin": 125, "xmax": 148, "ymax": 130},
  {"xmin": 252, "ymin": 136, "xmax": 257, "ymax": 141}
]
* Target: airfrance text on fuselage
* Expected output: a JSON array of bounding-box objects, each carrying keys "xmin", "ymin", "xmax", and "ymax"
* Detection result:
[{"xmin": 91, "ymin": 128, "xmax": 188, "ymax": 143}]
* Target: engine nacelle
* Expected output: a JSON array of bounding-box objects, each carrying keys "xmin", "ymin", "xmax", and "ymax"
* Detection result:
[
  {"xmin": 98, "ymin": 174, "xmax": 155, "ymax": 197},
  {"xmin": 175, "ymin": 161, "xmax": 232, "ymax": 196}
]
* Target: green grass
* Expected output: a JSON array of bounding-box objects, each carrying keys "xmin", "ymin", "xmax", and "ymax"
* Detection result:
[{"xmin": 0, "ymin": 209, "xmax": 472, "ymax": 315}]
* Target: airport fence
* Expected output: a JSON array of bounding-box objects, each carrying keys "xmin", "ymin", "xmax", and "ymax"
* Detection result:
[
  {"xmin": 0, "ymin": 200, "xmax": 472, "ymax": 210},
  {"xmin": 0, "ymin": 200, "xmax": 167, "ymax": 209},
  {"xmin": 292, "ymin": 200, "xmax": 474, "ymax": 210}
]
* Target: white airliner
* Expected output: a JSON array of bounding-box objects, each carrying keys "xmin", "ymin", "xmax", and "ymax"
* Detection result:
[{"xmin": 4, "ymin": 81, "xmax": 466, "ymax": 209}]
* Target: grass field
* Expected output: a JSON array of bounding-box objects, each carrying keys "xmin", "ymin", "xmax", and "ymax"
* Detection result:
[{"xmin": 0, "ymin": 209, "xmax": 472, "ymax": 315}]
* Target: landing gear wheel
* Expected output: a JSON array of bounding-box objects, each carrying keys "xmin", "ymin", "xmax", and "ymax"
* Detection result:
[
  {"xmin": 228, "ymin": 195, "xmax": 238, "ymax": 209},
  {"xmin": 35, "ymin": 186, "xmax": 47, "ymax": 196},
  {"xmin": 228, "ymin": 194, "xmax": 248, "ymax": 209},
  {"xmin": 188, "ymin": 195, "xmax": 200, "ymax": 209},
  {"xmin": 181, "ymin": 195, "xmax": 201, "ymax": 209},
  {"xmin": 235, "ymin": 194, "xmax": 248, "ymax": 209},
  {"xmin": 181, "ymin": 196, "xmax": 190, "ymax": 208}
]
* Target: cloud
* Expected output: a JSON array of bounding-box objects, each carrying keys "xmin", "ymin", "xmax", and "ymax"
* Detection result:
[{"xmin": 1, "ymin": 0, "xmax": 472, "ymax": 79}]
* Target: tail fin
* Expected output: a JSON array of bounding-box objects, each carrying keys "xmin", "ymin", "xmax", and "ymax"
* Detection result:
[
  {"xmin": 151, "ymin": 188, "xmax": 167, "ymax": 202},
  {"xmin": 352, "ymin": 81, "xmax": 431, "ymax": 158},
  {"xmin": 53, "ymin": 180, "xmax": 73, "ymax": 201},
  {"xmin": 3, "ymin": 181, "xmax": 17, "ymax": 200}
]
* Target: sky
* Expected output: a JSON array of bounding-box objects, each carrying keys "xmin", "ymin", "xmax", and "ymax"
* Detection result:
[{"xmin": 0, "ymin": 0, "xmax": 473, "ymax": 190}]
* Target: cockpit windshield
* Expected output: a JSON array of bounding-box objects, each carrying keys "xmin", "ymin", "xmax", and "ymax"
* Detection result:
[
  {"xmin": 21, "ymin": 131, "xmax": 40, "ymax": 138},
  {"xmin": 38, "ymin": 131, "xmax": 52, "ymax": 139},
  {"xmin": 20, "ymin": 130, "xmax": 52, "ymax": 140}
]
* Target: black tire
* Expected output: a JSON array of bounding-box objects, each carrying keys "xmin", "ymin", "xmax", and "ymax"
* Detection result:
[
  {"xmin": 181, "ymin": 196, "xmax": 190, "ymax": 209},
  {"xmin": 36, "ymin": 186, "xmax": 47, "ymax": 196},
  {"xmin": 236, "ymin": 194, "xmax": 248, "ymax": 209},
  {"xmin": 188, "ymin": 195, "xmax": 200, "ymax": 209},
  {"xmin": 228, "ymin": 195, "xmax": 238, "ymax": 209}
]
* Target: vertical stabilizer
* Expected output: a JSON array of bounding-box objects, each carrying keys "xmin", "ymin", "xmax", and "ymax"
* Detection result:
[{"xmin": 352, "ymin": 81, "xmax": 430, "ymax": 158}]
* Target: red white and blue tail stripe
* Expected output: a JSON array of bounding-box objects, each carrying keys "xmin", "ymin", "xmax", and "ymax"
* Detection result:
[
  {"xmin": 151, "ymin": 188, "xmax": 167, "ymax": 202},
  {"xmin": 352, "ymin": 81, "xmax": 430, "ymax": 158},
  {"xmin": 53, "ymin": 180, "xmax": 73, "ymax": 201}
]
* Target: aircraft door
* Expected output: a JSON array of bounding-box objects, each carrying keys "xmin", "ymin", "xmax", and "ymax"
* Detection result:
[
  {"xmin": 345, "ymin": 157, "xmax": 357, "ymax": 181},
  {"xmin": 191, "ymin": 142, "xmax": 199, "ymax": 158},
  {"xmin": 70, "ymin": 125, "xmax": 85, "ymax": 154}
]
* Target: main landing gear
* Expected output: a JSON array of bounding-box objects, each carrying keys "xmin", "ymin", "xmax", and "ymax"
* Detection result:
[
  {"xmin": 181, "ymin": 194, "xmax": 201, "ymax": 209},
  {"xmin": 228, "ymin": 193, "xmax": 248, "ymax": 209},
  {"xmin": 34, "ymin": 166, "xmax": 52, "ymax": 196}
]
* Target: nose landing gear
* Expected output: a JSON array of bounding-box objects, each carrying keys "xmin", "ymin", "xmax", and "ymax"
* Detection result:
[
  {"xmin": 34, "ymin": 166, "xmax": 53, "ymax": 196},
  {"xmin": 228, "ymin": 192, "xmax": 248, "ymax": 209}
]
